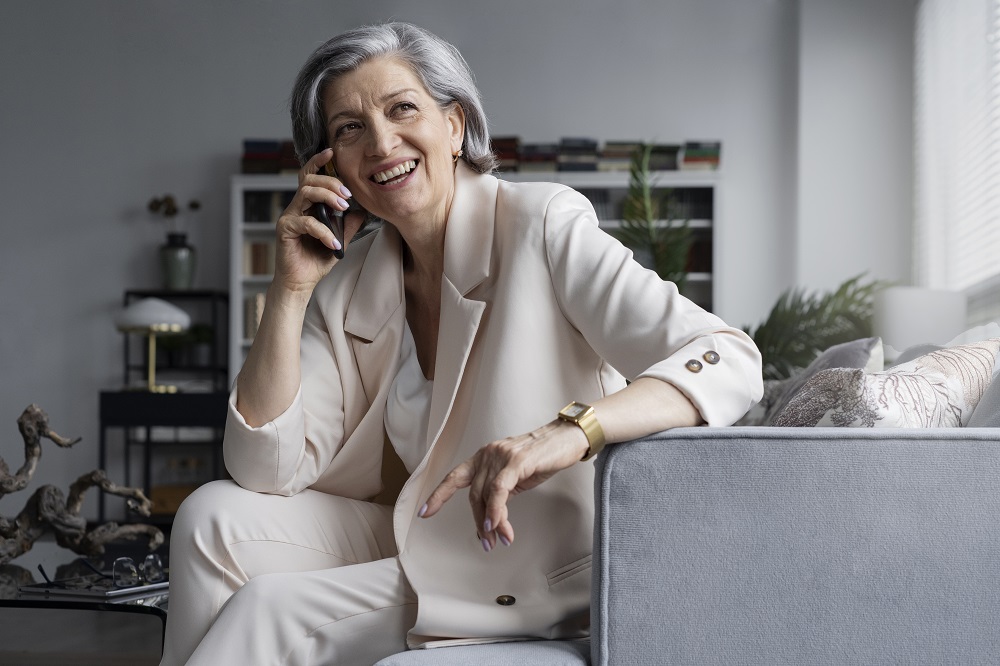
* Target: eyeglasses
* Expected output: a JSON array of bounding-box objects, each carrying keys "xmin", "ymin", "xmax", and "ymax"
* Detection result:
[
  {"xmin": 112, "ymin": 554, "xmax": 166, "ymax": 588},
  {"xmin": 35, "ymin": 553, "xmax": 165, "ymax": 591}
]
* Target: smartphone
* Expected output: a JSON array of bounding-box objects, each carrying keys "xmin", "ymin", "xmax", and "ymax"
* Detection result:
[{"xmin": 312, "ymin": 160, "xmax": 347, "ymax": 259}]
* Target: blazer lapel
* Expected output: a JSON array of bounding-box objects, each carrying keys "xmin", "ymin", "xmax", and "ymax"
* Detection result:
[
  {"xmin": 424, "ymin": 163, "xmax": 498, "ymax": 453},
  {"xmin": 344, "ymin": 224, "xmax": 405, "ymax": 405}
]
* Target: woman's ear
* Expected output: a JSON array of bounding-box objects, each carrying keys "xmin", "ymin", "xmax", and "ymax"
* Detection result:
[{"xmin": 446, "ymin": 102, "xmax": 466, "ymax": 155}]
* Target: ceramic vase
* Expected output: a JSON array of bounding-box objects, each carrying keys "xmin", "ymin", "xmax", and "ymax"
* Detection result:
[{"xmin": 160, "ymin": 232, "xmax": 196, "ymax": 290}]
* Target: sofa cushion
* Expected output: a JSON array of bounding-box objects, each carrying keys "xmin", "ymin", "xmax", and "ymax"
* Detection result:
[
  {"xmin": 736, "ymin": 337, "xmax": 883, "ymax": 426},
  {"xmin": 772, "ymin": 339, "xmax": 1000, "ymax": 427},
  {"xmin": 373, "ymin": 639, "xmax": 590, "ymax": 665}
]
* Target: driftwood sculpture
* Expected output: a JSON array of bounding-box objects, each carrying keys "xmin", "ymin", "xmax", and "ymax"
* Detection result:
[{"xmin": 0, "ymin": 404, "xmax": 163, "ymax": 565}]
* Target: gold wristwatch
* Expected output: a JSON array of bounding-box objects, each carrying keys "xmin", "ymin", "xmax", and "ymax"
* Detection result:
[{"xmin": 558, "ymin": 401, "xmax": 606, "ymax": 461}]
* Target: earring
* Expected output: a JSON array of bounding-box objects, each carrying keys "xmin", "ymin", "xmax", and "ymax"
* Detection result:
[{"xmin": 452, "ymin": 149, "xmax": 464, "ymax": 163}]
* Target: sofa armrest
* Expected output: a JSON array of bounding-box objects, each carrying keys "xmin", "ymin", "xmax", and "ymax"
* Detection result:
[{"xmin": 591, "ymin": 426, "xmax": 1000, "ymax": 665}]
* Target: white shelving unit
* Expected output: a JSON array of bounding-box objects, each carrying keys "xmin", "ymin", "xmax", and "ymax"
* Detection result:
[
  {"xmin": 229, "ymin": 170, "xmax": 718, "ymax": 384},
  {"xmin": 229, "ymin": 174, "xmax": 297, "ymax": 386}
]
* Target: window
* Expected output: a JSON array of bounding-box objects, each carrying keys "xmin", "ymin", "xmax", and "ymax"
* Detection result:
[{"xmin": 914, "ymin": 0, "xmax": 1000, "ymax": 325}]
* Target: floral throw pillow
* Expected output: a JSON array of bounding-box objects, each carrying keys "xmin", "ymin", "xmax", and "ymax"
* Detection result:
[
  {"xmin": 772, "ymin": 338, "xmax": 1000, "ymax": 428},
  {"xmin": 735, "ymin": 337, "xmax": 883, "ymax": 426}
]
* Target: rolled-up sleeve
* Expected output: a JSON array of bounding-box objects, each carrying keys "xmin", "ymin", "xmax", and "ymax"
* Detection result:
[
  {"xmin": 223, "ymin": 386, "xmax": 305, "ymax": 494},
  {"xmin": 223, "ymin": 298, "xmax": 347, "ymax": 495},
  {"xmin": 543, "ymin": 188, "xmax": 763, "ymax": 426}
]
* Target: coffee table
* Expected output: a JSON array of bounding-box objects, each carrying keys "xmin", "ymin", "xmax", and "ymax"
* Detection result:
[{"xmin": 0, "ymin": 537, "xmax": 168, "ymax": 664}]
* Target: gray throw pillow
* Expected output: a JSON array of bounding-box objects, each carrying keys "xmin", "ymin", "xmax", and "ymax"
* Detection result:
[
  {"xmin": 967, "ymin": 376, "xmax": 1000, "ymax": 427},
  {"xmin": 892, "ymin": 343, "xmax": 943, "ymax": 366},
  {"xmin": 737, "ymin": 337, "xmax": 883, "ymax": 426}
]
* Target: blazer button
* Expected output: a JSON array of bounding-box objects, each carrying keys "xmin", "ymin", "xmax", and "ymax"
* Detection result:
[
  {"xmin": 685, "ymin": 359, "xmax": 703, "ymax": 373},
  {"xmin": 703, "ymin": 351, "xmax": 720, "ymax": 365},
  {"xmin": 496, "ymin": 595, "xmax": 516, "ymax": 606}
]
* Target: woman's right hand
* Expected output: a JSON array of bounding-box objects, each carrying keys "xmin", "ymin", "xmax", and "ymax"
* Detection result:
[{"xmin": 272, "ymin": 148, "xmax": 365, "ymax": 296}]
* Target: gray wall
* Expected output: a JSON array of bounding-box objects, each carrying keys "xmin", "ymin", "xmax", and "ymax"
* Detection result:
[
  {"xmin": 797, "ymin": 0, "xmax": 915, "ymax": 290},
  {"xmin": 0, "ymin": 0, "xmax": 913, "ymax": 521}
]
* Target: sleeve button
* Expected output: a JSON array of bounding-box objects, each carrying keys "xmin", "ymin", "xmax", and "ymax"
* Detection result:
[
  {"xmin": 685, "ymin": 359, "xmax": 703, "ymax": 373},
  {"xmin": 703, "ymin": 351, "xmax": 720, "ymax": 364},
  {"xmin": 496, "ymin": 595, "xmax": 516, "ymax": 606}
]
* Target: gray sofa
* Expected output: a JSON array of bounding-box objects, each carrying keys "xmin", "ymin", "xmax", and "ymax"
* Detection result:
[{"xmin": 378, "ymin": 425, "xmax": 1000, "ymax": 665}]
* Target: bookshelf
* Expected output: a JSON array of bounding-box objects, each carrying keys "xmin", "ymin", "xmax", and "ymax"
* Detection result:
[
  {"xmin": 229, "ymin": 174, "xmax": 297, "ymax": 386},
  {"xmin": 229, "ymin": 170, "xmax": 717, "ymax": 383}
]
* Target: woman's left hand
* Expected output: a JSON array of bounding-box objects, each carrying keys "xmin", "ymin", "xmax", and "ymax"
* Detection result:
[{"xmin": 419, "ymin": 420, "xmax": 589, "ymax": 551}]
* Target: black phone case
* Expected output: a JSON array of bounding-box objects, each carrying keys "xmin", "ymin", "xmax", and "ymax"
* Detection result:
[{"xmin": 313, "ymin": 203, "xmax": 346, "ymax": 260}]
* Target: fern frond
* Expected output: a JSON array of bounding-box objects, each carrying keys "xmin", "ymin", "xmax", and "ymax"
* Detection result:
[{"xmin": 743, "ymin": 274, "xmax": 890, "ymax": 380}]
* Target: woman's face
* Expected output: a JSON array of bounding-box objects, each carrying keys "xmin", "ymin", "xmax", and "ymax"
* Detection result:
[{"xmin": 322, "ymin": 57, "xmax": 465, "ymax": 228}]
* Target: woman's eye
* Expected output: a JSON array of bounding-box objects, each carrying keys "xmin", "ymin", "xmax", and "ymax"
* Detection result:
[
  {"xmin": 394, "ymin": 102, "xmax": 417, "ymax": 114},
  {"xmin": 334, "ymin": 122, "xmax": 361, "ymax": 138}
]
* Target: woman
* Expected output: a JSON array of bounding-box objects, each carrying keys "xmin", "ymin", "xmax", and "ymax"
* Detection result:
[{"xmin": 161, "ymin": 22, "xmax": 762, "ymax": 665}]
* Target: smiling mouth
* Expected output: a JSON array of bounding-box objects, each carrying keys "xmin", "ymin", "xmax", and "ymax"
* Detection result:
[{"xmin": 372, "ymin": 160, "xmax": 418, "ymax": 184}]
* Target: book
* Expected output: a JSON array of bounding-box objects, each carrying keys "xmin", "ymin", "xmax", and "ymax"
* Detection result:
[
  {"xmin": 490, "ymin": 136, "xmax": 521, "ymax": 172},
  {"xmin": 557, "ymin": 137, "xmax": 598, "ymax": 172},
  {"xmin": 278, "ymin": 140, "xmax": 300, "ymax": 173},
  {"xmin": 243, "ymin": 240, "xmax": 276, "ymax": 276},
  {"xmin": 680, "ymin": 141, "xmax": 721, "ymax": 170},
  {"xmin": 598, "ymin": 141, "xmax": 643, "ymax": 172},
  {"xmin": 241, "ymin": 138, "xmax": 299, "ymax": 174},
  {"xmin": 519, "ymin": 143, "xmax": 559, "ymax": 172},
  {"xmin": 649, "ymin": 144, "xmax": 681, "ymax": 171}
]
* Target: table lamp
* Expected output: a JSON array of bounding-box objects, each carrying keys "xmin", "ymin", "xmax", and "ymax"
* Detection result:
[{"xmin": 115, "ymin": 298, "xmax": 191, "ymax": 393}]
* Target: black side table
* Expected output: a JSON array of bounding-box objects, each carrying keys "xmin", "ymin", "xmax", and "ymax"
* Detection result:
[{"xmin": 98, "ymin": 391, "xmax": 228, "ymax": 523}]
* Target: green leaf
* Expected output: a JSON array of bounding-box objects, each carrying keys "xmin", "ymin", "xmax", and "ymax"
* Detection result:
[
  {"xmin": 612, "ymin": 143, "xmax": 694, "ymax": 290},
  {"xmin": 742, "ymin": 274, "xmax": 891, "ymax": 380}
]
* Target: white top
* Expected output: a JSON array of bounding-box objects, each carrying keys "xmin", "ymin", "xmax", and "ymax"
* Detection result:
[{"xmin": 384, "ymin": 322, "xmax": 434, "ymax": 474}]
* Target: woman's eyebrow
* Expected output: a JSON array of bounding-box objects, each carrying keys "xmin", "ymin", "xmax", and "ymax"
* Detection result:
[
  {"xmin": 379, "ymin": 88, "xmax": 419, "ymax": 102},
  {"xmin": 326, "ymin": 89, "xmax": 419, "ymax": 126},
  {"xmin": 326, "ymin": 107, "xmax": 358, "ymax": 126}
]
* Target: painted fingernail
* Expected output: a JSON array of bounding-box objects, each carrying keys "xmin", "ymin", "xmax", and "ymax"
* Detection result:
[
  {"xmin": 483, "ymin": 518, "xmax": 492, "ymax": 533},
  {"xmin": 335, "ymin": 196, "xmax": 349, "ymax": 209},
  {"xmin": 418, "ymin": 503, "xmax": 428, "ymax": 517},
  {"xmin": 340, "ymin": 185, "xmax": 352, "ymax": 198},
  {"xmin": 499, "ymin": 535, "xmax": 511, "ymax": 547},
  {"xmin": 481, "ymin": 537, "xmax": 492, "ymax": 553}
]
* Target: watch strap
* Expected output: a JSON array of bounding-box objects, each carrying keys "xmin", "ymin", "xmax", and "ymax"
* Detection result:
[{"xmin": 558, "ymin": 401, "xmax": 606, "ymax": 461}]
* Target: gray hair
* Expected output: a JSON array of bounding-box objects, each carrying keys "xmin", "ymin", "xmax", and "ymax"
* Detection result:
[{"xmin": 290, "ymin": 22, "xmax": 496, "ymax": 174}]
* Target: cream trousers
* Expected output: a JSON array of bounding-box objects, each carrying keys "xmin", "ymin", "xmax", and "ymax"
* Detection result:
[{"xmin": 159, "ymin": 480, "xmax": 417, "ymax": 666}]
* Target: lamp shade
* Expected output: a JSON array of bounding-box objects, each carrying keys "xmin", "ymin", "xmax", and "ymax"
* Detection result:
[
  {"xmin": 115, "ymin": 298, "xmax": 191, "ymax": 332},
  {"xmin": 872, "ymin": 286, "xmax": 967, "ymax": 351}
]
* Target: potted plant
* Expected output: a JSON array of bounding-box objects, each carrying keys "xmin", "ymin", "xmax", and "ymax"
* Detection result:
[
  {"xmin": 149, "ymin": 195, "xmax": 201, "ymax": 290},
  {"xmin": 611, "ymin": 144, "xmax": 694, "ymax": 290}
]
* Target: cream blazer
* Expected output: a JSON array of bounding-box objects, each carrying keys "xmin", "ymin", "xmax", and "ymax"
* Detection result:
[{"xmin": 224, "ymin": 162, "xmax": 763, "ymax": 647}]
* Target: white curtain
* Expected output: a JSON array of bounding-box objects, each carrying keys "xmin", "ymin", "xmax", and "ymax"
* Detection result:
[{"xmin": 914, "ymin": 0, "xmax": 1000, "ymax": 325}]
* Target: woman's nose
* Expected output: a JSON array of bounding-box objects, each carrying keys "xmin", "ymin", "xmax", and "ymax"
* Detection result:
[{"xmin": 366, "ymin": 120, "xmax": 400, "ymax": 157}]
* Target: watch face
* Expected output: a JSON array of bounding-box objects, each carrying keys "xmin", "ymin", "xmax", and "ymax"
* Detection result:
[{"xmin": 564, "ymin": 403, "xmax": 586, "ymax": 418}]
